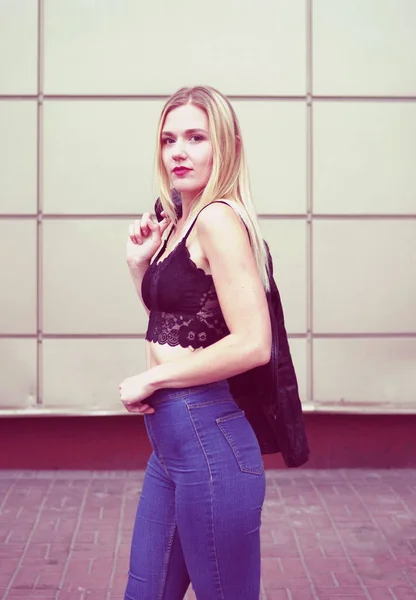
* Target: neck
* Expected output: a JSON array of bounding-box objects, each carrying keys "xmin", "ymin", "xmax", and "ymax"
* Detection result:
[{"xmin": 178, "ymin": 192, "xmax": 200, "ymax": 222}]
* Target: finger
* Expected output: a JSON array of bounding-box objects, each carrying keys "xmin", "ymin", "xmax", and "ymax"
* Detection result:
[
  {"xmin": 126, "ymin": 405, "xmax": 143, "ymax": 413},
  {"xmin": 121, "ymin": 399, "xmax": 147, "ymax": 410},
  {"xmin": 134, "ymin": 219, "xmax": 145, "ymax": 243},
  {"xmin": 121, "ymin": 400, "xmax": 139, "ymax": 411},
  {"xmin": 147, "ymin": 217, "xmax": 157, "ymax": 231},
  {"xmin": 159, "ymin": 217, "xmax": 171, "ymax": 235},
  {"xmin": 129, "ymin": 223, "xmax": 142, "ymax": 245},
  {"xmin": 140, "ymin": 213, "xmax": 151, "ymax": 236},
  {"xmin": 138, "ymin": 405, "xmax": 155, "ymax": 414},
  {"xmin": 128, "ymin": 224, "xmax": 136, "ymax": 243},
  {"xmin": 124, "ymin": 402, "xmax": 154, "ymax": 415}
]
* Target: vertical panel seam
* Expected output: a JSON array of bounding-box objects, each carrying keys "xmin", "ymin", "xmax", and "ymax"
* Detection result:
[
  {"xmin": 305, "ymin": 0, "xmax": 314, "ymax": 409},
  {"xmin": 36, "ymin": 0, "xmax": 44, "ymax": 404}
]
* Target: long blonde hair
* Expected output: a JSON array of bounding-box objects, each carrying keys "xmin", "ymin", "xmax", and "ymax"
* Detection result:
[{"xmin": 154, "ymin": 85, "xmax": 270, "ymax": 291}]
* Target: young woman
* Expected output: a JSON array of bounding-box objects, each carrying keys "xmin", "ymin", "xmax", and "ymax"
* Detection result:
[{"xmin": 119, "ymin": 85, "xmax": 272, "ymax": 600}]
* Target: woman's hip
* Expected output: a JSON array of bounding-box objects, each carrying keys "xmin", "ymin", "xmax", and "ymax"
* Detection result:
[{"xmin": 144, "ymin": 379, "xmax": 265, "ymax": 481}]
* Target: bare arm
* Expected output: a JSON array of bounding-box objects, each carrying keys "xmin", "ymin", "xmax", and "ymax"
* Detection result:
[{"xmin": 147, "ymin": 202, "xmax": 271, "ymax": 390}]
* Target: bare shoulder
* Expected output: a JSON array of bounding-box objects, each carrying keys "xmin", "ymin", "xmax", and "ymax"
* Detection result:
[{"xmin": 196, "ymin": 200, "xmax": 246, "ymax": 239}]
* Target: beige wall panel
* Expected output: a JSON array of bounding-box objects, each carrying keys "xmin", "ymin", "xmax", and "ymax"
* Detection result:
[
  {"xmin": 0, "ymin": 102, "xmax": 37, "ymax": 214},
  {"xmin": 313, "ymin": 0, "xmax": 416, "ymax": 96},
  {"xmin": 44, "ymin": 0, "xmax": 306, "ymax": 96},
  {"xmin": 0, "ymin": 339, "xmax": 37, "ymax": 409},
  {"xmin": 314, "ymin": 102, "xmax": 416, "ymax": 215},
  {"xmin": 42, "ymin": 220, "xmax": 148, "ymax": 334},
  {"xmin": 0, "ymin": 221, "xmax": 37, "ymax": 333},
  {"xmin": 234, "ymin": 101, "xmax": 306, "ymax": 215},
  {"xmin": 43, "ymin": 338, "xmax": 146, "ymax": 411},
  {"xmin": 259, "ymin": 219, "xmax": 307, "ymax": 333},
  {"xmin": 313, "ymin": 221, "xmax": 416, "ymax": 334},
  {"xmin": 0, "ymin": 1, "xmax": 37, "ymax": 94},
  {"xmin": 43, "ymin": 101, "xmax": 164, "ymax": 215},
  {"xmin": 314, "ymin": 338, "xmax": 416, "ymax": 410}
]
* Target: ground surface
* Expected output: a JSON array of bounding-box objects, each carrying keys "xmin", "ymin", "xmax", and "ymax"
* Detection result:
[{"xmin": 0, "ymin": 469, "xmax": 415, "ymax": 600}]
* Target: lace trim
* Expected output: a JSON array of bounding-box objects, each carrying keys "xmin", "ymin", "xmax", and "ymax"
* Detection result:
[{"xmin": 145, "ymin": 310, "xmax": 229, "ymax": 349}]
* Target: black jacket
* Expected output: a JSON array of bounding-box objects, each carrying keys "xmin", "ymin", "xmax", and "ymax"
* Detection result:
[
  {"xmin": 227, "ymin": 244, "xmax": 310, "ymax": 467},
  {"xmin": 154, "ymin": 195, "xmax": 310, "ymax": 468}
]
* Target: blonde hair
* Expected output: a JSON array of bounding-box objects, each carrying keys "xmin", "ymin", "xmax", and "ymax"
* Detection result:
[{"xmin": 154, "ymin": 85, "xmax": 270, "ymax": 291}]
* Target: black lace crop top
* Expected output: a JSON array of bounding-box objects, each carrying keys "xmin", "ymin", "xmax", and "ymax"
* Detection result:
[{"xmin": 141, "ymin": 202, "xmax": 231, "ymax": 349}]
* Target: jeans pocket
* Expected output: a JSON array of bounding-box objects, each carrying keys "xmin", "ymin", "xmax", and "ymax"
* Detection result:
[{"xmin": 216, "ymin": 410, "xmax": 265, "ymax": 475}]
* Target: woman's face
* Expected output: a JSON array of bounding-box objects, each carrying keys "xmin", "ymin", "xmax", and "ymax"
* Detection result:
[{"xmin": 161, "ymin": 104, "xmax": 213, "ymax": 203}]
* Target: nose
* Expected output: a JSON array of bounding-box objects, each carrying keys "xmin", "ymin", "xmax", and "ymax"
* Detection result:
[{"xmin": 172, "ymin": 139, "xmax": 187, "ymax": 161}]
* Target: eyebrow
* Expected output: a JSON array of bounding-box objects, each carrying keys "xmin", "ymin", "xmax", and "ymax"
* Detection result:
[{"xmin": 161, "ymin": 128, "xmax": 208, "ymax": 137}]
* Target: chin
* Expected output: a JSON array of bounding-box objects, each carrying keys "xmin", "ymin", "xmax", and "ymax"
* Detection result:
[{"xmin": 172, "ymin": 182, "xmax": 203, "ymax": 195}]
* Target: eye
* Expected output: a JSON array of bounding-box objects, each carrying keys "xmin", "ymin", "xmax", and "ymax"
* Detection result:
[
  {"xmin": 190, "ymin": 135, "xmax": 204, "ymax": 142},
  {"xmin": 162, "ymin": 137, "xmax": 175, "ymax": 145}
]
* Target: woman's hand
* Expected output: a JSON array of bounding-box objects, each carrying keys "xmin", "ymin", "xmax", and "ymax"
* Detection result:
[
  {"xmin": 119, "ymin": 372, "xmax": 156, "ymax": 415},
  {"xmin": 127, "ymin": 211, "xmax": 171, "ymax": 266}
]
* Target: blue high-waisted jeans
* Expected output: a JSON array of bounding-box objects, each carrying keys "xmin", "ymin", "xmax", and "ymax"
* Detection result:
[{"xmin": 124, "ymin": 379, "xmax": 266, "ymax": 600}]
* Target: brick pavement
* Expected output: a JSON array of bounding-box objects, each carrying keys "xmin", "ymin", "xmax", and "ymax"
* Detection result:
[{"xmin": 0, "ymin": 469, "xmax": 415, "ymax": 600}]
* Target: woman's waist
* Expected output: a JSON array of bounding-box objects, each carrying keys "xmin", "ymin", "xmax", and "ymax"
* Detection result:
[
  {"xmin": 145, "ymin": 338, "xmax": 203, "ymax": 370},
  {"xmin": 147, "ymin": 379, "xmax": 231, "ymax": 407}
]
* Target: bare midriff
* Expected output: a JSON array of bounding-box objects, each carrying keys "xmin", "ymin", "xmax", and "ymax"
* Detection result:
[{"xmin": 146, "ymin": 342, "xmax": 203, "ymax": 369}]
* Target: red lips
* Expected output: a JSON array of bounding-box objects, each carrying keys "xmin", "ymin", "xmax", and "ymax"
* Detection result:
[{"xmin": 173, "ymin": 167, "xmax": 191, "ymax": 175}]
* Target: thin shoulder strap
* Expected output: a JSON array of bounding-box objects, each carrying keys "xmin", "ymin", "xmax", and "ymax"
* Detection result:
[
  {"xmin": 165, "ymin": 223, "xmax": 175, "ymax": 243},
  {"xmin": 182, "ymin": 201, "xmax": 233, "ymax": 242},
  {"xmin": 153, "ymin": 223, "xmax": 175, "ymax": 262}
]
